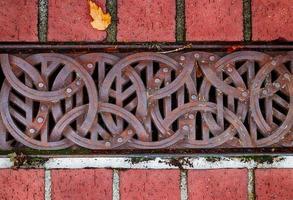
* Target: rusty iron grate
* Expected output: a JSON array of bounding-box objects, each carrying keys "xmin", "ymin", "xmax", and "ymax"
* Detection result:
[{"xmin": 0, "ymin": 47, "xmax": 292, "ymax": 151}]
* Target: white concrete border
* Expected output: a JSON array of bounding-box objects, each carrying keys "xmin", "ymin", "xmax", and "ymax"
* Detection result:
[
  {"xmin": 45, "ymin": 170, "xmax": 51, "ymax": 200},
  {"xmin": 247, "ymin": 169, "xmax": 255, "ymax": 200},
  {"xmin": 0, "ymin": 156, "xmax": 292, "ymax": 169},
  {"xmin": 180, "ymin": 171, "xmax": 188, "ymax": 200},
  {"xmin": 0, "ymin": 158, "xmax": 13, "ymax": 168},
  {"xmin": 112, "ymin": 169, "xmax": 120, "ymax": 200}
]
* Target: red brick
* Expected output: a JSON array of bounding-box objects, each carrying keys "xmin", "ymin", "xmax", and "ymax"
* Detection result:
[
  {"xmin": 186, "ymin": 0, "xmax": 243, "ymax": 41},
  {"xmin": 252, "ymin": 0, "xmax": 293, "ymax": 41},
  {"xmin": 0, "ymin": 1, "xmax": 38, "ymax": 41},
  {"xmin": 48, "ymin": 0, "xmax": 107, "ymax": 41},
  {"xmin": 188, "ymin": 169, "xmax": 247, "ymax": 200},
  {"xmin": 255, "ymin": 169, "xmax": 293, "ymax": 200},
  {"xmin": 51, "ymin": 169, "xmax": 112, "ymax": 200},
  {"xmin": 117, "ymin": 0, "xmax": 176, "ymax": 42},
  {"xmin": 0, "ymin": 169, "xmax": 44, "ymax": 200},
  {"xmin": 120, "ymin": 169, "xmax": 180, "ymax": 200}
]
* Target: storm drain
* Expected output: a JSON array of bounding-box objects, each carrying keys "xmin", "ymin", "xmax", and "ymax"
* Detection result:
[{"xmin": 0, "ymin": 45, "xmax": 292, "ymax": 152}]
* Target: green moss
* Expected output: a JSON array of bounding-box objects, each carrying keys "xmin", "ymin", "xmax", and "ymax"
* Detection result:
[
  {"xmin": 8, "ymin": 152, "xmax": 49, "ymax": 168},
  {"xmin": 0, "ymin": 147, "xmax": 92, "ymax": 156},
  {"xmin": 243, "ymin": 0, "xmax": 252, "ymax": 42},
  {"xmin": 38, "ymin": 0, "xmax": 48, "ymax": 42},
  {"xmin": 205, "ymin": 156, "xmax": 222, "ymax": 162},
  {"xmin": 127, "ymin": 157, "xmax": 156, "ymax": 164},
  {"xmin": 159, "ymin": 157, "xmax": 193, "ymax": 169},
  {"xmin": 106, "ymin": 0, "xmax": 117, "ymax": 42},
  {"xmin": 239, "ymin": 155, "xmax": 284, "ymax": 164},
  {"xmin": 176, "ymin": 0, "xmax": 185, "ymax": 42}
]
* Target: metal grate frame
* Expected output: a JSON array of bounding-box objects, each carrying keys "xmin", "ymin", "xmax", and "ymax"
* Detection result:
[{"xmin": 0, "ymin": 44, "xmax": 292, "ymax": 151}]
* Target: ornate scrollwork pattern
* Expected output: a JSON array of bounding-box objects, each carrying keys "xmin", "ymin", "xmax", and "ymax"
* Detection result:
[{"xmin": 0, "ymin": 51, "xmax": 292, "ymax": 150}]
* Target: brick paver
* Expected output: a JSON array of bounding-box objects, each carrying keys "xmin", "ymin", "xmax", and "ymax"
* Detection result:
[
  {"xmin": 48, "ymin": 0, "xmax": 107, "ymax": 41},
  {"xmin": 0, "ymin": 0, "xmax": 38, "ymax": 41},
  {"xmin": 117, "ymin": 0, "xmax": 176, "ymax": 42},
  {"xmin": 255, "ymin": 169, "xmax": 293, "ymax": 200},
  {"xmin": 252, "ymin": 0, "xmax": 293, "ymax": 41},
  {"xmin": 0, "ymin": 169, "xmax": 44, "ymax": 200},
  {"xmin": 188, "ymin": 169, "xmax": 248, "ymax": 200},
  {"xmin": 120, "ymin": 169, "xmax": 180, "ymax": 200},
  {"xmin": 51, "ymin": 169, "xmax": 113, "ymax": 200},
  {"xmin": 185, "ymin": 0, "xmax": 243, "ymax": 41}
]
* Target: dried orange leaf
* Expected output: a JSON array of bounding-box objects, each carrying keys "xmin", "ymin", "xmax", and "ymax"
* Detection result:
[
  {"xmin": 88, "ymin": 0, "xmax": 111, "ymax": 30},
  {"xmin": 226, "ymin": 45, "xmax": 244, "ymax": 53}
]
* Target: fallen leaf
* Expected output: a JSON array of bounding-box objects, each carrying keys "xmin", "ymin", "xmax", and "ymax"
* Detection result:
[
  {"xmin": 226, "ymin": 45, "xmax": 244, "ymax": 53},
  {"xmin": 88, "ymin": 0, "xmax": 111, "ymax": 30}
]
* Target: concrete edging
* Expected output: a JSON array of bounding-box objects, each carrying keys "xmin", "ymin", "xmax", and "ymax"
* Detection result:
[{"xmin": 0, "ymin": 156, "xmax": 292, "ymax": 169}]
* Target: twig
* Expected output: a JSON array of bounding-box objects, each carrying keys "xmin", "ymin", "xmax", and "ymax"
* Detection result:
[{"xmin": 157, "ymin": 43, "xmax": 192, "ymax": 54}]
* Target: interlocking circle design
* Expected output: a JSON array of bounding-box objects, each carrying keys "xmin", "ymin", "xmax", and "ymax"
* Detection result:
[{"xmin": 0, "ymin": 52, "xmax": 292, "ymax": 150}]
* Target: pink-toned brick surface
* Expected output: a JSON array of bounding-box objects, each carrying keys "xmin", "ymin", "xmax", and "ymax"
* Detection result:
[
  {"xmin": 51, "ymin": 169, "xmax": 112, "ymax": 200},
  {"xmin": 188, "ymin": 169, "xmax": 248, "ymax": 200},
  {"xmin": 252, "ymin": 0, "xmax": 293, "ymax": 41},
  {"xmin": 0, "ymin": 1, "xmax": 38, "ymax": 41},
  {"xmin": 186, "ymin": 0, "xmax": 243, "ymax": 41},
  {"xmin": 255, "ymin": 169, "xmax": 293, "ymax": 200},
  {"xmin": 0, "ymin": 169, "xmax": 44, "ymax": 200},
  {"xmin": 117, "ymin": 0, "xmax": 176, "ymax": 42},
  {"xmin": 120, "ymin": 169, "xmax": 180, "ymax": 200},
  {"xmin": 48, "ymin": 0, "xmax": 107, "ymax": 41}
]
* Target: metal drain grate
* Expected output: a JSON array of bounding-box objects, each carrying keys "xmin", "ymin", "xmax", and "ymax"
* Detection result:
[{"xmin": 0, "ymin": 47, "xmax": 292, "ymax": 150}]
